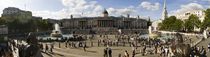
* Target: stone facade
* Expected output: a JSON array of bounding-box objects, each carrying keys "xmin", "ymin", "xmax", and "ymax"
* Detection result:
[
  {"xmin": 175, "ymin": 10, "xmax": 205, "ymax": 22},
  {"xmin": 61, "ymin": 16, "xmax": 148, "ymax": 34},
  {"xmin": 1, "ymin": 7, "xmax": 32, "ymax": 23}
]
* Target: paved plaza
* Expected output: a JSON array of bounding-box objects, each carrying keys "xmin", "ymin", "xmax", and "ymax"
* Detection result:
[
  {"xmin": 40, "ymin": 34, "xmax": 210, "ymax": 57},
  {"xmin": 42, "ymin": 42, "xmax": 159, "ymax": 57}
]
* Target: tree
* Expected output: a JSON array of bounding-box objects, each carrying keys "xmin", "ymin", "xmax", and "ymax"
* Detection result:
[
  {"xmin": 189, "ymin": 14, "xmax": 201, "ymax": 28},
  {"xmin": 173, "ymin": 19, "xmax": 184, "ymax": 31},
  {"xmin": 160, "ymin": 16, "xmax": 183, "ymax": 31},
  {"xmin": 0, "ymin": 18, "xmax": 6, "ymax": 25},
  {"xmin": 184, "ymin": 14, "xmax": 201, "ymax": 32},
  {"xmin": 7, "ymin": 19, "xmax": 20, "ymax": 33},
  {"xmin": 36, "ymin": 19, "xmax": 53, "ymax": 31},
  {"xmin": 184, "ymin": 19, "xmax": 194, "ymax": 32},
  {"xmin": 201, "ymin": 9, "xmax": 210, "ymax": 31}
]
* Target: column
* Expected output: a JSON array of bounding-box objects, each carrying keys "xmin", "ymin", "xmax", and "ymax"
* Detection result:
[
  {"xmin": 100, "ymin": 21, "xmax": 102, "ymax": 27},
  {"xmin": 102, "ymin": 21, "xmax": 104, "ymax": 27},
  {"xmin": 100, "ymin": 21, "xmax": 101, "ymax": 27},
  {"xmin": 101, "ymin": 21, "xmax": 103, "ymax": 27},
  {"xmin": 108, "ymin": 21, "xmax": 110, "ymax": 27},
  {"xmin": 97, "ymin": 20, "xmax": 100, "ymax": 27},
  {"xmin": 99, "ymin": 21, "xmax": 101, "ymax": 27}
]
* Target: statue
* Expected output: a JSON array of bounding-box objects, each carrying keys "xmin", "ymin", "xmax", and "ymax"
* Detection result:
[{"xmin": 23, "ymin": 32, "xmax": 43, "ymax": 57}]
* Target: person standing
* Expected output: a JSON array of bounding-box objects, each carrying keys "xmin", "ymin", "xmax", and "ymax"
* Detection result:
[
  {"xmin": 108, "ymin": 47, "xmax": 112, "ymax": 57},
  {"xmin": 40, "ymin": 43, "xmax": 43, "ymax": 51},
  {"xmin": 118, "ymin": 54, "xmax": 121, "ymax": 57},
  {"xmin": 45, "ymin": 44, "xmax": 48, "ymax": 52},
  {"xmin": 132, "ymin": 48, "xmax": 136, "ymax": 57},
  {"xmin": 65, "ymin": 42, "xmax": 68, "ymax": 48},
  {"xmin": 98, "ymin": 40, "xmax": 100, "ymax": 47},
  {"xmin": 200, "ymin": 47, "xmax": 207, "ymax": 57},
  {"xmin": 160, "ymin": 46, "xmax": 165, "ymax": 56},
  {"xmin": 91, "ymin": 41, "xmax": 93, "ymax": 47},
  {"xmin": 50, "ymin": 44, "xmax": 54, "ymax": 53},
  {"xmin": 124, "ymin": 50, "xmax": 129, "ymax": 57},
  {"xmin": 83, "ymin": 42, "xmax": 87, "ymax": 51},
  {"xmin": 69, "ymin": 42, "xmax": 72, "ymax": 47},
  {"xmin": 208, "ymin": 43, "xmax": 210, "ymax": 52},
  {"xmin": 142, "ymin": 46, "xmax": 146, "ymax": 56},
  {"xmin": 104, "ymin": 48, "xmax": 108, "ymax": 57},
  {"xmin": 58, "ymin": 42, "xmax": 61, "ymax": 48}
]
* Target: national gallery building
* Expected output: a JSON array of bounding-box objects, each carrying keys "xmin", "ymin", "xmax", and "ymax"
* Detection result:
[{"xmin": 60, "ymin": 10, "xmax": 149, "ymax": 34}]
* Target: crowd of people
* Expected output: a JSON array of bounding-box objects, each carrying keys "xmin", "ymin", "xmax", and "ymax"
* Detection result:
[
  {"xmin": 189, "ymin": 46, "xmax": 208, "ymax": 57},
  {"xmin": 40, "ymin": 34, "xmax": 210, "ymax": 57},
  {"xmin": 1, "ymin": 33, "xmax": 209, "ymax": 57},
  {"xmin": 0, "ymin": 39, "xmax": 42, "ymax": 57},
  {"xmin": 0, "ymin": 32, "xmax": 43, "ymax": 57},
  {"xmin": 104, "ymin": 46, "xmax": 112, "ymax": 57},
  {"xmin": 39, "ymin": 43, "xmax": 54, "ymax": 53}
]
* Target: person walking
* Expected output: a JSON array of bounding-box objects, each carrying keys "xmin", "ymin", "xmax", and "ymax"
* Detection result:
[
  {"xmin": 45, "ymin": 44, "xmax": 48, "ymax": 52},
  {"xmin": 58, "ymin": 42, "xmax": 61, "ymax": 48},
  {"xmin": 108, "ymin": 47, "xmax": 112, "ymax": 57}
]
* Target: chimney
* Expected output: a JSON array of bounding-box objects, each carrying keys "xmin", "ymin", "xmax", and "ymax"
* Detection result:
[{"xmin": 137, "ymin": 15, "xmax": 140, "ymax": 19}]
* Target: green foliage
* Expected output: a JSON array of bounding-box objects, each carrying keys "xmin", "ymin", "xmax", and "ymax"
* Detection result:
[
  {"xmin": 36, "ymin": 19, "xmax": 53, "ymax": 31},
  {"xmin": 184, "ymin": 14, "xmax": 201, "ymax": 32},
  {"xmin": 0, "ymin": 11, "xmax": 54, "ymax": 34},
  {"xmin": 189, "ymin": 14, "xmax": 201, "ymax": 28},
  {"xmin": 201, "ymin": 9, "xmax": 210, "ymax": 30},
  {"xmin": 0, "ymin": 18, "xmax": 6, "ymax": 25},
  {"xmin": 1, "ymin": 11, "xmax": 32, "ymax": 23},
  {"xmin": 174, "ymin": 19, "xmax": 184, "ymax": 31},
  {"xmin": 184, "ymin": 19, "xmax": 194, "ymax": 32},
  {"xmin": 160, "ymin": 16, "xmax": 183, "ymax": 31},
  {"xmin": 5, "ymin": 18, "xmax": 53, "ymax": 34}
]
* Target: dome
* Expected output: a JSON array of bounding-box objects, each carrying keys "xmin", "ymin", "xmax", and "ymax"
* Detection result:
[{"xmin": 103, "ymin": 9, "xmax": 108, "ymax": 14}]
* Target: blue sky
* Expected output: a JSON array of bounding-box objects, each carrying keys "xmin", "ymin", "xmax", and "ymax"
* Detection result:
[{"xmin": 0, "ymin": 0, "xmax": 209, "ymax": 20}]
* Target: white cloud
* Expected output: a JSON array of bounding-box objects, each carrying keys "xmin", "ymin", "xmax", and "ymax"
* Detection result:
[
  {"xmin": 0, "ymin": 0, "xmax": 28, "ymax": 15},
  {"xmin": 200, "ymin": 0, "xmax": 210, "ymax": 2},
  {"xmin": 34, "ymin": 0, "xmax": 138, "ymax": 19},
  {"xmin": 0, "ymin": 0, "xmax": 138, "ymax": 19},
  {"xmin": 107, "ymin": 7, "xmax": 136, "ymax": 16},
  {"xmin": 140, "ymin": 1, "xmax": 160, "ymax": 11},
  {"xmin": 59, "ymin": 0, "xmax": 138, "ymax": 18},
  {"xmin": 189, "ymin": 0, "xmax": 210, "ymax": 2},
  {"xmin": 171, "ymin": 3, "xmax": 204, "ymax": 15}
]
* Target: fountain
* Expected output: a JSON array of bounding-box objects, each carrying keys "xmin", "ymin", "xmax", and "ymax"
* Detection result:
[
  {"xmin": 203, "ymin": 27, "xmax": 210, "ymax": 39},
  {"xmin": 50, "ymin": 23, "xmax": 62, "ymax": 37},
  {"xmin": 148, "ymin": 26, "xmax": 158, "ymax": 39}
]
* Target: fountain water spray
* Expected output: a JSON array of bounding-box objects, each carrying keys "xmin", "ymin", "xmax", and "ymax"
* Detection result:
[{"xmin": 51, "ymin": 23, "xmax": 62, "ymax": 37}]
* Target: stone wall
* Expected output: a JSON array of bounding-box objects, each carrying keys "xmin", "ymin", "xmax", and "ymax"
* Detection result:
[{"xmin": 62, "ymin": 29, "xmax": 148, "ymax": 35}]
